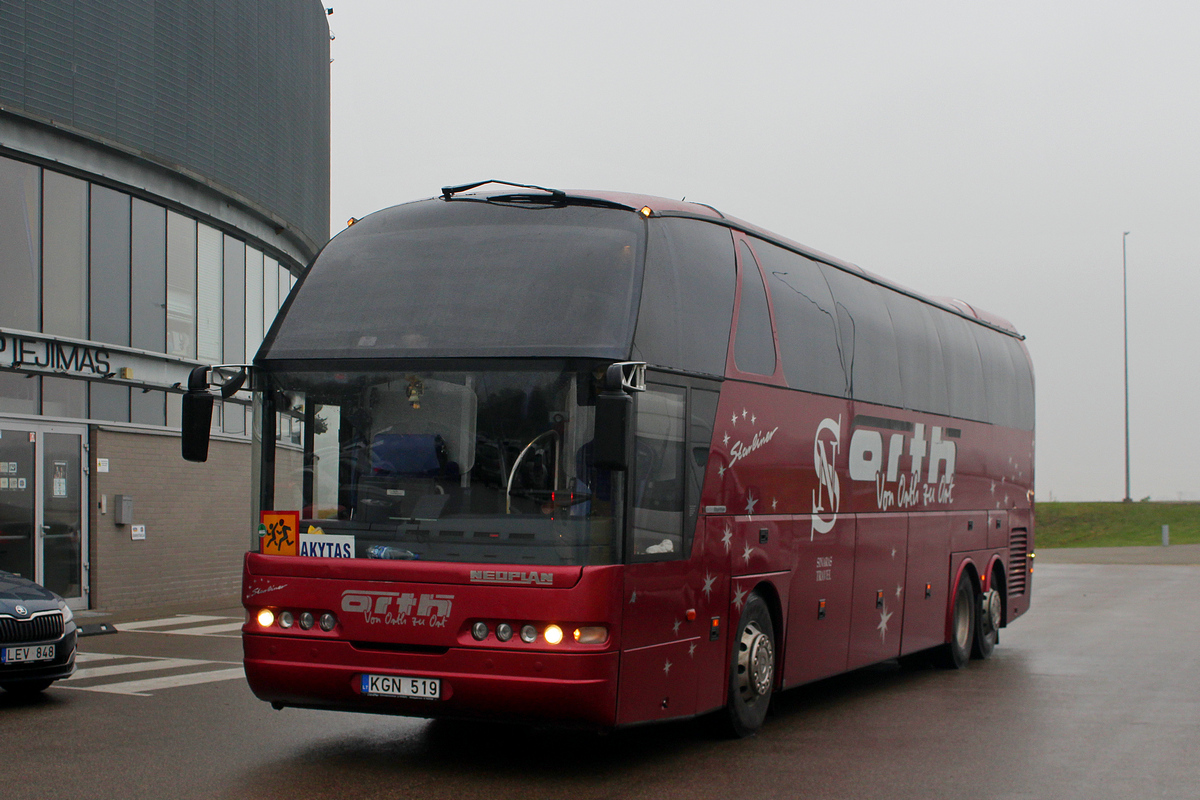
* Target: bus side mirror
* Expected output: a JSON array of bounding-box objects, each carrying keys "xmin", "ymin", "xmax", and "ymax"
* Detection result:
[
  {"xmin": 593, "ymin": 392, "xmax": 632, "ymax": 471},
  {"xmin": 181, "ymin": 366, "xmax": 214, "ymax": 462}
]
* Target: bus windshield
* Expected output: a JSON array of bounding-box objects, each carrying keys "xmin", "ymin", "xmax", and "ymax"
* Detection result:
[{"xmin": 256, "ymin": 365, "xmax": 623, "ymax": 566}]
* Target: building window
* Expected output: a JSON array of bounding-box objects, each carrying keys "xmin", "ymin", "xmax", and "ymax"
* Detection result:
[
  {"xmin": 0, "ymin": 156, "xmax": 41, "ymax": 333},
  {"xmin": 0, "ymin": 373, "xmax": 39, "ymax": 415},
  {"xmin": 131, "ymin": 199, "xmax": 167, "ymax": 352},
  {"xmin": 42, "ymin": 376, "xmax": 86, "ymax": 419},
  {"xmin": 245, "ymin": 246, "xmax": 264, "ymax": 361},
  {"xmin": 42, "ymin": 172, "xmax": 88, "ymax": 339},
  {"xmin": 196, "ymin": 222, "xmax": 223, "ymax": 363},
  {"xmin": 167, "ymin": 211, "xmax": 197, "ymax": 358},
  {"xmin": 89, "ymin": 185, "xmax": 131, "ymax": 347},
  {"xmin": 222, "ymin": 235, "xmax": 246, "ymax": 434}
]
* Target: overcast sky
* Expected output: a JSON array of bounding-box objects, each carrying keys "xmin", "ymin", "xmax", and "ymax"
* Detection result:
[{"xmin": 326, "ymin": 1, "xmax": 1200, "ymax": 503}]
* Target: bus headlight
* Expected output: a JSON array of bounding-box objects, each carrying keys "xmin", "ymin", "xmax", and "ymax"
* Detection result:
[
  {"xmin": 279, "ymin": 611, "xmax": 294, "ymax": 629},
  {"xmin": 472, "ymin": 622, "xmax": 489, "ymax": 641},
  {"xmin": 319, "ymin": 612, "xmax": 337, "ymax": 632},
  {"xmin": 299, "ymin": 612, "xmax": 315, "ymax": 630},
  {"xmin": 520, "ymin": 624, "xmax": 537, "ymax": 643},
  {"xmin": 543, "ymin": 624, "xmax": 563, "ymax": 645},
  {"xmin": 496, "ymin": 623, "xmax": 513, "ymax": 642},
  {"xmin": 256, "ymin": 608, "xmax": 275, "ymax": 628}
]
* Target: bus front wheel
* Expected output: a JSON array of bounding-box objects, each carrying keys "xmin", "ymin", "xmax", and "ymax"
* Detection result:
[
  {"xmin": 937, "ymin": 577, "xmax": 976, "ymax": 670},
  {"xmin": 724, "ymin": 593, "xmax": 775, "ymax": 738}
]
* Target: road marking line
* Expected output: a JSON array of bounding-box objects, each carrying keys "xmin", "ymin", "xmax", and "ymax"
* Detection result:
[
  {"xmin": 165, "ymin": 621, "xmax": 245, "ymax": 636},
  {"xmin": 67, "ymin": 657, "xmax": 216, "ymax": 681},
  {"xmin": 116, "ymin": 615, "xmax": 233, "ymax": 631},
  {"xmin": 61, "ymin": 667, "xmax": 246, "ymax": 696}
]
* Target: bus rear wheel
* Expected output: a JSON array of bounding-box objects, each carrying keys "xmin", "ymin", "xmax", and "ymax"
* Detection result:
[
  {"xmin": 724, "ymin": 593, "xmax": 775, "ymax": 738},
  {"xmin": 937, "ymin": 577, "xmax": 975, "ymax": 670},
  {"xmin": 973, "ymin": 582, "xmax": 1002, "ymax": 660}
]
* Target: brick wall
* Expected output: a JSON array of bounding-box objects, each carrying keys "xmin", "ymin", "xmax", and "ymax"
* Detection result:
[{"xmin": 88, "ymin": 428, "xmax": 252, "ymax": 612}]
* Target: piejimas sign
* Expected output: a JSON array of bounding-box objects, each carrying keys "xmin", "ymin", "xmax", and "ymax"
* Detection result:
[{"xmin": 0, "ymin": 334, "xmax": 112, "ymax": 376}]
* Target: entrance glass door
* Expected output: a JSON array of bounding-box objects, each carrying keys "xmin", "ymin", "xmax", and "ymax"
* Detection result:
[{"xmin": 0, "ymin": 422, "xmax": 88, "ymax": 608}]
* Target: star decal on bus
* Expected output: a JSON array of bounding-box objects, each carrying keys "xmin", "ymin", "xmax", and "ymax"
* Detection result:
[
  {"xmin": 718, "ymin": 464, "xmax": 727, "ymax": 478},
  {"xmin": 750, "ymin": 413, "xmax": 756, "ymax": 425},
  {"xmin": 742, "ymin": 542, "xmax": 754, "ymax": 564},
  {"xmin": 733, "ymin": 585, "xmax": 747, "ymax": 610},
  {"xmin": 722, "ymin": 525, "xmax": 733, "ymax": 552},
  {"xmin": 741, "ymin": 408, "xmax": 748, "ymax": 420},
  {"xmin": 663, "ymin": 659, "xmax": 672, "ymax": 676},
  {"xmin": 702, "ymin": 572, "xmax": 715, "ymax": 598},
  {"xmin": 723, "ymin": 431, "xmax": 730, "ymax": 446},
  {"xmin": 688, "ymin": 642, "xmax": 697, "ymax": 658},
  {"xmin": 673, "ymin": 619, "xmax": 681, "ymax": 636},
  {"xmin": 895, "ymin": 585, "xmax": 903, "ymax": 599},
  {"xmin": 731, "ymin": 413, "xmax": 738, "ymax": 426},
  {"xmin": 771, "ymin": 498, "xmax": 778, "ymax": 510},
  {"xmin": 629, "ymin": 590, "xmax": 637, "ymax": 604},
  {"xmin": 877, "ymin": 604, "xmax": 893, "ymax": 642},
  {"xmin": 745, "ymin": 492, "xmax": 758, "ymax": 515}
]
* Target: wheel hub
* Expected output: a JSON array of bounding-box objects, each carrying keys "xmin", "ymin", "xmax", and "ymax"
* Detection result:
[
  {"xmin": 738, "ymin": 622, "xmax": 774, "ymax": 700},
  {"xmin": 984, "ymin": 588, "xmax": 1001, "ymax": 631}
]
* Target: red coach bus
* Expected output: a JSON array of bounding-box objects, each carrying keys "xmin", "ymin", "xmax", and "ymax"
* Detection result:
[{"xmin": 182, "ymin": 181, "xmax": 1034, "ymax": 736}]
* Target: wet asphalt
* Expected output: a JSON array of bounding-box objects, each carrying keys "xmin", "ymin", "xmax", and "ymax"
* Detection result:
[{"xmin": 3, "ymin": 550, "xmax": 1197, "ymax": 800}]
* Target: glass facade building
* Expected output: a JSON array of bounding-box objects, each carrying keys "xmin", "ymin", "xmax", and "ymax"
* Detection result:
[{"xmin": 0, "ymin": 0, "xmax": 330, "ymax": 610}]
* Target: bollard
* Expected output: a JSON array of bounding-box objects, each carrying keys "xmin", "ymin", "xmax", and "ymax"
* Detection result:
[{"xmin": 1162, "ymin": 524, "xmax": 1170, "ymax": 547}]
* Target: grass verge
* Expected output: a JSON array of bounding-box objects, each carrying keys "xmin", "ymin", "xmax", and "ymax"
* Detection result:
[{"xmin": 1035, "ymin": 502, "xmax": 1200, "ymax": 548}]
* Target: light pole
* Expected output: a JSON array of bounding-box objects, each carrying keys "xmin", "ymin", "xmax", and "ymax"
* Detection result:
[{"xmin": 1123, "ymin": 231, "xmax": 1131, "ymax": 503}]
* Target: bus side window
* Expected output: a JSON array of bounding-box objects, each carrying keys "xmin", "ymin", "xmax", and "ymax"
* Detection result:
[
  {"xmin": 630, "ymin": 386, "xmax": 687, "ymax": 560},
  {"xmin": 733, "ymin": 242, "xmax": 777, "ymax": 377}
]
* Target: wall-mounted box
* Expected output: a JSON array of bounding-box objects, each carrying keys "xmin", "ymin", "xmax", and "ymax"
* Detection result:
[{"xmin": 114, "ymin": 495, "xmax": 133, "ymax": 526}]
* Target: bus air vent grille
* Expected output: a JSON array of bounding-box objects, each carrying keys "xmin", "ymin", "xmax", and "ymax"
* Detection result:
[{"xmin": 1008, "ymin": 530, "xmax": 1029, "ymax": 595}]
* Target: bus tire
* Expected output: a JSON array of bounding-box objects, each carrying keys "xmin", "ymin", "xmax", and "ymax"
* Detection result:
[
  {"xmin": 937, "ymin": 577, "xmax": 975, "ymax": 670},
  {"xmin": 973, "ymin": 580, "xmax": 1002, "ymax": 660},
  {"xmin": 724, "ymin": 593, "xmax": 775, "ymax": 738}
]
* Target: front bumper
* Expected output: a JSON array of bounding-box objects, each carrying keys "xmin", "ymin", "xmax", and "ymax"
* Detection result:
[{"xmin": 243, "ymin": 632, "xmax": 619, "ymax": 728}]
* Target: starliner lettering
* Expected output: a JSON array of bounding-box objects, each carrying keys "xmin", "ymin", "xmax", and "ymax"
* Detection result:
[
  {"xmin": 469, "ymin": 570, "xmax": 553, "ymax": 586},
  {"xmin": 728, "ymin": 426, "xmax": 779, "ymax": 467}
]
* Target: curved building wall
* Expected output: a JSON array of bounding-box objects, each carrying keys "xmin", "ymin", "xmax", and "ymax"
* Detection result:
[
  {"xmin": 0, "ymin": 0, "xmax": 330, "ymax": 613},
  {"xmin": 0, "ymin": 0, "xmax": 330, "ymax": 254}
]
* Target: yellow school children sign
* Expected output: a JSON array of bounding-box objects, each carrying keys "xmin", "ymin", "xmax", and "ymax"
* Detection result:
[{"xmin": 259, "ymin": 511, "xmax": 299, "ymax": 556}]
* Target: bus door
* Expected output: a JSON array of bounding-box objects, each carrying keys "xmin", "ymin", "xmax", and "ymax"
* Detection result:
[
  {"xmin": 784, "ymin": 514, "xmax": 855, "ymax": 687},
  {"xmin": 847, "ymin": 512, "xmax": 908, "ymax": 670},
  {"xmin": 616, "ymin": 384, "xmax": 719, "ymax": 724}
]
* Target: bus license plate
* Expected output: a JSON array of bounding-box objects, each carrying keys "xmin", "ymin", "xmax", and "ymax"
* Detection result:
[
  {"xmin": 361, "ymin": 674, "xmax": 440, "ymax": 700},
  {"xmin": 2, "ymin": 644, "xmax": 55, "ymax": 664}
]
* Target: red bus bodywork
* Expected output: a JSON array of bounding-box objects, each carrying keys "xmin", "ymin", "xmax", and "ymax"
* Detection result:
[{"xmin": 235, "ymin": 187, "xmax": 1034, "ymax": 731}]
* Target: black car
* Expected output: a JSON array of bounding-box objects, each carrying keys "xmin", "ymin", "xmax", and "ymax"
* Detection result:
[{"xmin": 0, "ymin": 570, "xmax": 77, "ymax": 695}]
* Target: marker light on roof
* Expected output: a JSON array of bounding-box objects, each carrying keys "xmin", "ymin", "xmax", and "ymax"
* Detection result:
[{"xmin": 639, "ymin": 206, "xmax": 652, "ymax": 217}]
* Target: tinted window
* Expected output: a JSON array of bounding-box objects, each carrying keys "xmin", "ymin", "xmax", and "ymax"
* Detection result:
[
  {"xmin": 819, "ymin": 266, "xmax": 903, "ymax": 407},
  {"xmin": 90, "ymin": 383, "xmax": 130, "ymax": 423},
  {"xmin": 1007, "ymin": 338, "xmax": 1036, "ymax": 431},
  {"xmin": 882, "ymin": 290, "xmax": 949, "ymax": 415},
  {"xmin": 733, "ymin": 242, "xmax": 776, "ymax": 376},
  {"xmin": 89, "ymin": 186, "xmax": 131, "ymax": 347},
  {"xmin": 632, "ymin": 219, "xmax": 735, "ymax": 376},
  {"xmin": 757, "ymin": 240, "xmax": 847, "ymax": 397},
  {"xmin": 687, "ymin": 387, "xmax": 719, "ymax": 554},
  {"xmin": 196, "ymin": 223, "xmax": 223, "ymax": 363},
  {"xmin": 0, "ymin": 157, "xmax": 41, "ymax": 333},
  {"xmin": 167, "ymin": 211, "xmax": 197, "ymax": 358},
  {"xmin": 131, "ymin": 199, "xmax": 166, "ymax": 352},
  {"xmin": 973, "ymin": 326, "xmax": 1018, "ymax": 427},
  {"xmin": 631, "ymin": 385, "xmax": 687, "ymax": 561},
  {"xmin": 42, "ymin": 172, "xmax": 87, "ymax": 338},
  {"xmin": 268, "ymin": 200, "xmax": 646, "ymax": 360},
  {"xmin": 931, "ymin": 308, "xmax": 987, "ymax": 422}
]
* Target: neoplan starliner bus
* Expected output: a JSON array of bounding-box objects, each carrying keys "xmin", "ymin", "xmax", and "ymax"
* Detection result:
[{"xmin": 181, "ymin": 180, "xmax": 1035, "ymax": 736}]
